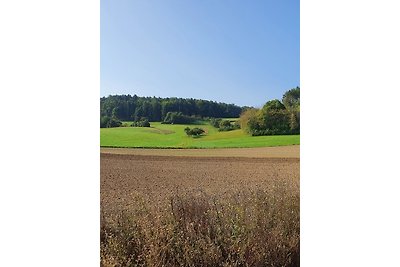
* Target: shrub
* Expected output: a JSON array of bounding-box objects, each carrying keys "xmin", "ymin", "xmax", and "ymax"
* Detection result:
[
  {"xmin": 100, "ymin": 116, "xmax": 109, "ymax": 128},
  {"xmin": 100, "ymin": 116, "xmax": 122, "ymax": 128},
  {"xmin": 260, "ymin": 109, "xmax": 291, "ymax": 134},
  {"xmin": 219, "ymin": 120, "xmax": 231, "ymax": 128},
  {"xmin": 239, "ymin": 88, "xmax": 300, "ymax": 136},
  {"xmin": 240, "ymin": 108, "xmax": 261, "ymax": 134},
  {"xmin": 184, "ymin": 127, "xmax": 191, "ymax": 135},
  {"xmin": 210, "ymin": 118, "xmax": 222, "ymax": 128},
  {"xmin": 217, "ymin": 120, "xmax": 240, "ymax": 132},
  {"xmin": 162, "ymin": 112, "xmax": 196, "ymax": 124},
  {"xmin": 185, "ymin": 127, "xmax": 205, "ymax": 137},
  {"xmin": 239, "ymin": 107, "xmax": 297, "ymax": 136},
  {"xmin": 131, "ymin": 118, "xmax": 150, "ymax": 127}
]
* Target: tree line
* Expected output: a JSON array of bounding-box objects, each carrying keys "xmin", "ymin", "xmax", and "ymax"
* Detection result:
[
  {"xmin": 100, "ymin": 87, "xmax": 300, "ymax": 136},
  {"xmin": 100, "ymin": 95, "xmax": 244, "ymax": 123},
  {"xmin": 240, "ymin": 87, "xmax": 300, "ymax": 135}
]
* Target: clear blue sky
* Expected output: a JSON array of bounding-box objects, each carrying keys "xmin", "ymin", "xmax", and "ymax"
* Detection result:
[{"xmin": 101, "ymin": 0, "xmax": 299, "ymax": 107}]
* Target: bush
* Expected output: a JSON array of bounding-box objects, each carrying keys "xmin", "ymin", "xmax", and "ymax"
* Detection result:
[
  {"xmin": 162, "ymin": 112, "xmax": 196, "ymax": 124},
  {"xmin": 239, "ymin": 107, "xmax": 296, "ymax": 136},
  {"xmin": 100, "ymin": 116, "xmax": 122, "ymax": 128},
  {"xmin": 218, "ymin": 125, "xmax": 239, "ymax": 132},
  {"xmin": 250, "ymin": 129, "xmax": 293, "ymax": 136},
  {"xmin": 131, "ymin": 118, "xmax": 150, "ymax": 127},
  {"xmin": 184, "ymin": 127, "xmax": 205, "ymax": 137},
  {"xmin": 260, "ymin": 109, "xmax": 291, "ymax": 134},
  {"xmin": 219, "ymin": 120, "xmax": 231, "ymax": 128},
  {"xmin": 210, "ymin": 118, "xmax": 222, "ymax": 128},
  {"xmin": 239, "ymin": 88, "xmax": 300, "ymax": 136},
  {"xmin": 240, "ymin": 108, "xmax": 261, "ymax": 134},
  {"xmin": 217, "ymin": 120, "xmax": 240, "ymax": 132}
]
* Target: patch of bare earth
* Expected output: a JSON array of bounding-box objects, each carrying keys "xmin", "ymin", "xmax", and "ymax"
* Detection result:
[
  {"xmin": 100, "ymin": 145, "xmax": 299, "ymax": 159},
  {"xmin": 101, "ymin": 153, "xmax": 299, "ymax": 211}
]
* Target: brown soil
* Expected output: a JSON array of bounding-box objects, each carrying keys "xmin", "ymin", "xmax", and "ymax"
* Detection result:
[
  {"xmin": 101, "ymin": 145, "xmax": 299, "ymax": 158},
  {"xmin": 101, "ymin": 153, "xmax": 300, "ymax": 212}
]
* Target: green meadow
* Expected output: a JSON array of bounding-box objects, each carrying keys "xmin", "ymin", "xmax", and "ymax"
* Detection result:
[{"xmin": 100, "ymin": 122, "xmax": 300, "ymax": 148}]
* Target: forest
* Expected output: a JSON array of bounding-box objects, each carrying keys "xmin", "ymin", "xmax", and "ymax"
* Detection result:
[{"xmin": 100, "ymin": 95, "xmax": 244, "ymax": 122}]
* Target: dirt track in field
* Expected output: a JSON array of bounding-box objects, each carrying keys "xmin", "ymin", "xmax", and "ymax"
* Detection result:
[
  {"xmin": 101, "ymin": 145, "xmax": 299, "ymax": 158},
  {"xmin": 101, "ymin": 152, "xmax": 300, "ymax": 212}
]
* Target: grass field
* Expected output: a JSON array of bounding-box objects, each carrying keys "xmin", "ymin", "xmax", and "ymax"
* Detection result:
[{"xmin": 100, "ymin": 122, "xmax": 300, "ymax": 148}]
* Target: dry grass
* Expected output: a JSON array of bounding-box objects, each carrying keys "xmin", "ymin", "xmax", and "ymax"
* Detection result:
[
  {"xmin": 101, "ymin": 185, "xmax": 299, "ymax": 266},
  {"xmin": 101, "ymin": 154, "xmax": 299, "ymax": 267}
]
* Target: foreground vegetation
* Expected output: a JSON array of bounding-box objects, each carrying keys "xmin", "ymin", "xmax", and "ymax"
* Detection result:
[
  {"xmin": 100, "ymin": 122, "xmax": 299, "ymax": 148},
  {"xmin": 101, "ymin": 181, "xmax": 299, "ymax": 267}
]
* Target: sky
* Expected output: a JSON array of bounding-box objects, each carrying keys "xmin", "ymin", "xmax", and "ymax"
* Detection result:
[{"xmin": 100, "ymin": 0, "xmax": 299, "ymax": 107}]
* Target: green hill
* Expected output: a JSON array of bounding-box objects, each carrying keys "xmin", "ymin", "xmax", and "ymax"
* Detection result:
[{"xmin": 100, "ymin": 122, "xmax": 300, "ymax": 148}]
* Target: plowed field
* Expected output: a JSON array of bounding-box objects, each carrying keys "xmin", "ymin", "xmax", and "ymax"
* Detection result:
[
  {"xmin": 101, "ymin": 145, "xmax": 299, "ymax": 158},
  {"xmin": 101, "ymin": 152, "xmax": 299, "ymax": 211},
  {"xmin": 101, "ymin": 148, "xmax": 300, "ymax": 266}
]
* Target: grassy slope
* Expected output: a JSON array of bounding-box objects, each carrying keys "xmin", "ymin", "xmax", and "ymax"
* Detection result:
[{"xmin": 100, "ymin": 122, "xmax": 300, "ymax": 148}]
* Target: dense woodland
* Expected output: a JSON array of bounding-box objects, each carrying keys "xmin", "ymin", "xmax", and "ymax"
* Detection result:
[
  {"xmin": 100, "ymin": 87, "xmax": 300, "ymax": 136},
  {"xmin": 100, "ymin": 95, "xmax": 244, "ymax": 122}
]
